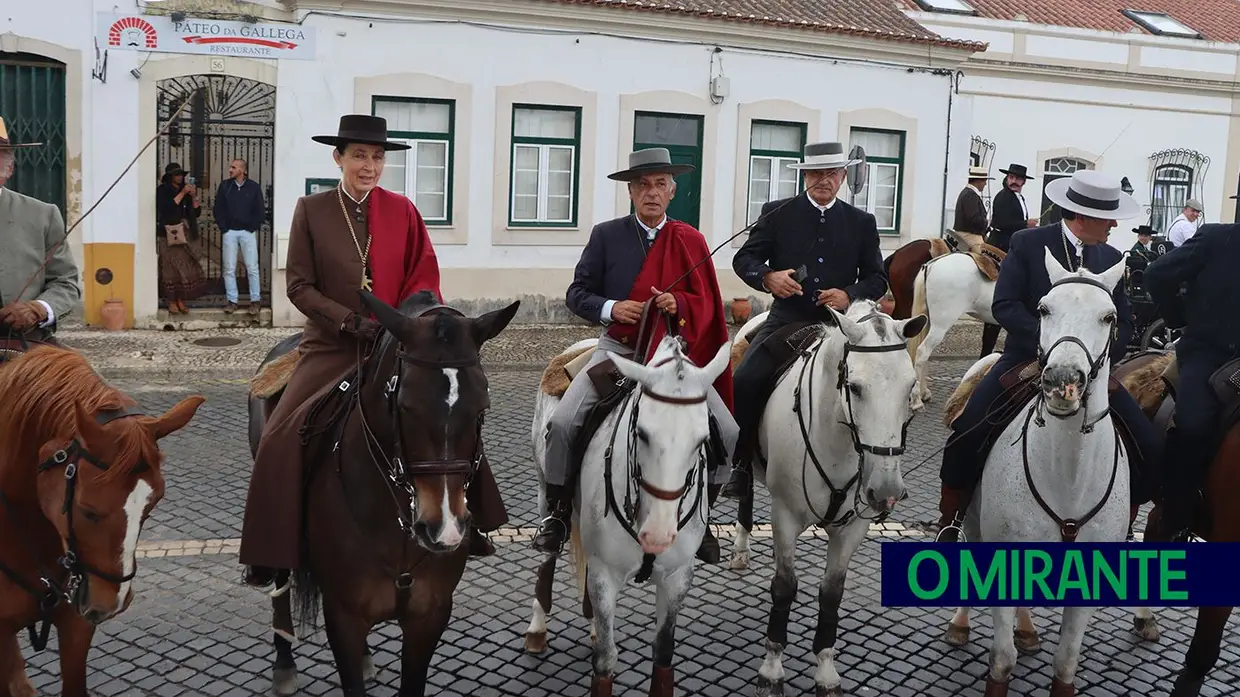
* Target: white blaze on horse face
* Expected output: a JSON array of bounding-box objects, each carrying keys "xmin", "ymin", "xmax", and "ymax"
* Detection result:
[
  {"xmin": 443, "ymin": 368, "xmax": 460, "ymax": 410},
  {"xmin": 435, "ymin": 477, "xmax": 464, "ymax": 549},
  {"xmin": 118, "ymin": 478, "xmax": 154, "ymax": 608}
]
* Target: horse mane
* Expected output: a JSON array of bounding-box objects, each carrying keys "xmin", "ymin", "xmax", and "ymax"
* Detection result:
[
  {"xmin": 0, "ymin": 347, "xmax": 157, "ymax": 481},
  {"xmin": 846, "ymin": 299, "xmax": 882, "ymax": 319}
]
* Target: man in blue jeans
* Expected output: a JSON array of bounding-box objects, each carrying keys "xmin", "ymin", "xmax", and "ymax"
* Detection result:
[{"xmin": 213, "ymin": 158, "xmax": 266, "ymax": 315}]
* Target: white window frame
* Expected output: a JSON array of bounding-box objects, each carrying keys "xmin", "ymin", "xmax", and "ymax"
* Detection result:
[
  {"xmin": 510, "ymin": 143, "xmax": 577, "ymax": 225},
  {"xmin": 747, "ymin": 155, "xmax": 801, "ymax": 224},
  {"xmin": 856, "ymin": 161, "xmax": 901, "ymax": 233},
  {"xmin": 386, "ymin": 137, "xmax": 450, "ymax": 223}
]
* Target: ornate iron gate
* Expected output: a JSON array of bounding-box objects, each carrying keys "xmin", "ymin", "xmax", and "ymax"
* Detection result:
[
  {"xmin": 156, "ymin": 74, "xmax": 275, "ymax": 307},
  {"xmin": 0, "ymin": 52, "xmax": 67, "ymax": 217}
]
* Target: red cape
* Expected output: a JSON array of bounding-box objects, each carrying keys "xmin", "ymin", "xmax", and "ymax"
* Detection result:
[
  {"xmin": 366, "ymin": 187, "xmax": 443, "ymax": 307},
  {"xmin": 606, "ymin": 220, "xmax": 734, "ymax": 412}
]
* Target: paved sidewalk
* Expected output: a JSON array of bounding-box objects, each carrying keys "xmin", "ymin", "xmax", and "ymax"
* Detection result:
[{"xmin": 53, "ymin": 317, "xmax": 997, "ymax": 379}]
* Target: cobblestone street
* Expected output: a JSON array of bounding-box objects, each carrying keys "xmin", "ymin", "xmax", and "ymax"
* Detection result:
[{"xmin": 19, "ymin": 351, "xmax": 1240, "ymax": 696}]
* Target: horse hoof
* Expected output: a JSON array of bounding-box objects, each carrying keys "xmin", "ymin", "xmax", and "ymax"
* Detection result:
[
  {"xmin": 729, "ymin": 551, "xmax": 749, "ymax": 570},
  {"xmin": 755, "ymin": 677, "xmax": 785, "ymax": 697},
  {"xmin": 1049, "ymin": 676, "xmax": 1075, "ymax": 697},
  {"xmin": 943, "ymin": 623, "xmax": 970, "ymax": 647},
  {"xmin": 524, "ymin": 630, "xmax": 549, "ymax": 654},
  {"xmin": 1133, "ymin": 615, "xmax": 1162, "ymax": 642},
  {"xmin": 815, "ymin": 685, "xmax": 843, "ymax": 697},
  {"xmin": 1014, "ymin": 628, "xmax": 1042, "ymax": 655},
  {"xmin": 361, "ymin": 653, "xmax": 377, "ymax": 682},
  {"xmin": 272, "ymin": 667, "xmax": 299, "ymax": 697}
]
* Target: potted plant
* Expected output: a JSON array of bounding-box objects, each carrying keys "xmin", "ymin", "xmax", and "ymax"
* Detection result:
[{"xmin": 96, "ymin": 268, "xmax": 125, "ymax": 331}]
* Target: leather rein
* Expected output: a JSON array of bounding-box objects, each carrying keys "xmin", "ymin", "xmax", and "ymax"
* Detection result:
[
  {"xmin": 790, "ymin": 311, "xmax": 912, "ymax": 528},
  {"xmin": 0, "ymin": 406, "xmax": 148, "ymax": 651},
  {"xmin": 1021, "ymin": 273, "xmax": 1123, "ymax": 543}
]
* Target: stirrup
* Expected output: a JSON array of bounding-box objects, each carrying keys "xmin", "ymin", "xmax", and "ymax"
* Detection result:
[
  {"xmin": 531, "ymin": 514, "xmax": 570, "ymax": 553},
  {"xmin": 935, "ymin": 516, "xmax": 966, "ymax": 542}
]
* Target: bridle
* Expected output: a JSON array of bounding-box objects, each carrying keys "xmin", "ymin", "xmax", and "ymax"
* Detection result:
[
  {"xmin": 791, "ymin": 310, "xmax": 913, "ymax": 527},
  {"xmin": 0, "ymin": 406, "xmax": 148, "ymax": 651},
  {"xmin": 1023, "ymin": 273, "xmax": 1122, "ymax": 542}
]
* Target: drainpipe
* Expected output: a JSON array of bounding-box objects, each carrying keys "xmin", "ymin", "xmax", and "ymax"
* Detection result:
[{"xmin": 938, "ymin": 70, "xmax": 963, "ymax": 238}]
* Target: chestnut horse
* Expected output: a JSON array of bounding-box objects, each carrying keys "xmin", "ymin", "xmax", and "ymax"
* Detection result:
[
  {"xmin": 270, "ymin": 290, "xmax": 518, "ymax": 697},
  {"xmin": 0, "ymin": 345, "xmax": 203, "ymax": 697}
]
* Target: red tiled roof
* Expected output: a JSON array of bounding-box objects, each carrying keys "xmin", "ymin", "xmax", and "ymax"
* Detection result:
[
  {"xmin": 534, "ymin": 0, "xmax": 988, "ymax": 51},
  {"xmin": 902, "ymin": 0, "xmax": 1240, "ymax": 44}
]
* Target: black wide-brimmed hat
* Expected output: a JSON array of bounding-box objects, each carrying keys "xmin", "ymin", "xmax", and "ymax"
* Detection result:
[
  {"xmin": 163, "ymin": 162, "xmax": 187, "ymax": 177},
  {"xmin": 608, "ymin": 147, "xmax": 695, "ymax": 181},
  {"xmin": 311, "ymin": 114, "xmax": 411, "ymax": 151},
  {"xmin": 1133, "ymin": 224, "xmax": 1155, "ymax": 236},
  {"xmin": 0, "ymin": 117, "xmax": 41, "ymax": 149},
  {"xmin": 999, "ymin": 163, "xmax": 1034, "ymax": 180}
]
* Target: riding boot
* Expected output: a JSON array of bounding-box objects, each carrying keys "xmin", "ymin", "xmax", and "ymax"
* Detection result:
[
  {"xmin": 1159, "ymin": 490, "xmax": 1195, "ymax": 542},
  {"xmin": 468, "ymin": 528, "xmax": 495, "ymax": 557},
  {"xmin": 980, "ymin": 323, "xmax": 1002, "ymax": 359},
  {"xmin": 696, "ymin": 484, "xmax": 722, "ymax": 564},
  {"xmin": 936, "ymin": 485, "xmax": 972, "ymax": 542},
  {"xmin": 532, "ymin": 484, "xmax": 574, "ymax": 554},
  {"xmin": 243, "ymin": 565, "xmax": 277, "ymax": 588}
]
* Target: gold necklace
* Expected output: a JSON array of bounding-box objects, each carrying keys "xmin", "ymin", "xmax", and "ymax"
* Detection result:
[{"xmin": 337, "ymin": 185, "xmax": 373, "ymax": 291}]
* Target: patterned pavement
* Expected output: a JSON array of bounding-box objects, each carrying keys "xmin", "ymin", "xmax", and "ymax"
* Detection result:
[{"xmin": 19, "ymin": 360, "xmax": 1240, "ymax": 697}]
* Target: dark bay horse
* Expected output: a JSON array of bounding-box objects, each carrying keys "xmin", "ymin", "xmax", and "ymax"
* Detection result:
[
  {"xmin": 248, "ymin": 290, "xmax": 518, "ymax": 697},
  {"xmin": 0, "ymin": 345, "xmax": 203, "ymax": 697}
]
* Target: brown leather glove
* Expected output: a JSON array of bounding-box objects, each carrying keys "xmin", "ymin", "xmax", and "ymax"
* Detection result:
[
  {"xmin": 341, "ymin": 313, "xmax": 383, "ymax": 342},
  {"xmin": 0, "ymin": 301, "xmax": 48, "ymax": 332}
]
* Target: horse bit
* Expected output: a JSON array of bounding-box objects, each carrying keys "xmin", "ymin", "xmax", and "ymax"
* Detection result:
[
  {"xmin": 792, "ymin": 313, "xmax": 913, "ymax": 528},
  {"xmin": 0, "ymin": 406, "xmax": 147, "ymax": 651}
]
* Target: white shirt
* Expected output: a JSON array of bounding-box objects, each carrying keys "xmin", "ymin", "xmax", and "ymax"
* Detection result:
[
  {"xmin": 1015, "ymin": 190, "xmax": 1029, "ymax": 219},
  {"xmin": 1061, "ymin": 221, "xmax": 1087, "ymax": 266},
  {"xmin": 0, "ymin": 187, "xmax": 55, "ymax": 328},
  {"xmin": 600, "ymin": 215, "xmax": 667, "ymax": 325},
  {"xmin": 1167, "ymin": 214, "xmax": 1200, "ymax": 247},
  {"xmin": 341, "ymin": 184, "xmax": 371, "ymax": 206},
  {"xmin": 806, "ymin": 191, "xmax": 838, "ymax": 213}
]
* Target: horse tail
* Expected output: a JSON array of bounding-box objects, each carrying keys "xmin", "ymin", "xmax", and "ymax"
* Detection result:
[
  {"xmin": 290, "ymin": 566, "xmax": 322, "ymax": 636},
  {"xmin": 908, "ymin": 264, "xmax": 932, "ymax": 361},
  {"xmin": 570, "ymin": 523, "xmax": 586, "ymax": 602}
]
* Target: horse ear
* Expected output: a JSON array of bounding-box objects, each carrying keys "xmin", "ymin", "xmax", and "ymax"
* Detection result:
[
  {"xmin": 1095, "ymin": 257, "xmax": 1127, "ymax": 294},
  {"xmin": 472, "ymin": 300, "xmax": 521, "ymax": 346},
  {"xmin": 609, "ymin": 351, "xmax": 655, "ymax": 385},
  {"xmin": 72, "ymin": 401, "xmax": 105, "ymax": 448},
  {"xmin": 898, "ymin": 314, "xmax": 928, "ymax": 340},
  {"xmin": 150, "ymin": 396, "xmax": 206, "ymax": 441},
  {"xmin": 827, "ymin": 305, "xmax": 865, "ymax": 343},
  {"xmin": 1043, "ymin": 247, "xmax": 1070, "ymax": 285},
  {"xmin": 358, "ymin": 290, "xmax": 407, "ymax": 335},
  {"xmin": 697, "ymin": 341, "xmax": 732, "ymax": 384}
]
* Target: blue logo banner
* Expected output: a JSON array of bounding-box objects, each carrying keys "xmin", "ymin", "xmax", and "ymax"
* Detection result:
[{"xmin": 880, "ymin": 542, "xmax": 1240, "ymax": 607}]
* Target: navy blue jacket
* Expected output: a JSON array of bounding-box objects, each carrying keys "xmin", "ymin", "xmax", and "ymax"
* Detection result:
[
  {"xmin": 732, "ymin": 194, "xmax": 886, "ymax": 322},
  {"xmin": 993, "ymin": 223, "xmax": 1132, "ymax": 362},
  {"xmin": 213, "ymin": 178, "xmax": 266, "ymax": 233},
  {"xmin": 1144, "ymin": 222, "xmax": 1240, "ymax": 354},
  {"xmin": 566, "ymin": 215, "xmax": 659, "ymax": 324}
]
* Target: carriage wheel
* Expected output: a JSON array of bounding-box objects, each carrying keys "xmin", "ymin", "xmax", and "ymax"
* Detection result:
[{"xmin": 1139, "ymin": 319, "xmax": 1180, "ymax": 352}]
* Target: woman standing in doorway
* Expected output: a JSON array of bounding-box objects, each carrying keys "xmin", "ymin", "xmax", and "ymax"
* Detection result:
[{"xmin": 156, "ymin": 162, "xmax": 207, "ymax": 313}]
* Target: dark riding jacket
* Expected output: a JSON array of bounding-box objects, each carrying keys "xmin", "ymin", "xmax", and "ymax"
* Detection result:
[
  {"xmin": 1145, "ymin": 223, "xmax": 1240, "ymax": 355},
  {"xmin": 993, "ymin": 224, "xmax": 1132, "ymax": 363},
  {"xmin": 732, "ymin": 194, "xmax": 886, "ymax": 322}
]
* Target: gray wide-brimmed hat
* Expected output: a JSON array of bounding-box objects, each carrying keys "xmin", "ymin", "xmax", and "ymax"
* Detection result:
[
  {"xmin": 607, "ymin": 147, "xmax": 694, "ymax": 181},
  {"xmin": 787, "ymin": 141, "xmax": 861, "ymax": 170},
  {"xmin": 1044, "ymin": 170, "xmax": 1143, "ymax": 220}
]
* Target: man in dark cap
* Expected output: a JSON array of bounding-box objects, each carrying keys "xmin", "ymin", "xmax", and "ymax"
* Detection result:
[{"xmin": 723, "ymin": 141, "xmax": 887, "ymax": 499}]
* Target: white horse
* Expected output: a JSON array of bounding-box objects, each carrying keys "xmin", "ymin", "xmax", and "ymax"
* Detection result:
[
  {"xmin": 729, "ymin": 300, "xmax": 927, "ymax": 697},
  {"xmin": 909, "ymin": 251, "xmax": 997, "ymax": 410},
  {"xmin": 525, "ymin": 334, "xmax": 731, "ymax": 697},
  {"xmin": 947, "ymin": 249, "xmax": 1131, "ymax": 696}
]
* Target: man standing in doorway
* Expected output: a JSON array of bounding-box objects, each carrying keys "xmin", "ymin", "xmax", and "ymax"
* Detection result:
[
  {"xmin": 1167, "ymin": 198, "xmax": 1203, "ymax": 248},
  {"xmin": 214, "ymin": 159, "xmax": 266, "ymax": 315}
]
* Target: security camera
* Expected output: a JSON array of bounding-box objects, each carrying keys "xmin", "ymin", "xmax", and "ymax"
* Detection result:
[{"xmin": 130, "ymin": 68, "xmax": 142, "ymax": 79}]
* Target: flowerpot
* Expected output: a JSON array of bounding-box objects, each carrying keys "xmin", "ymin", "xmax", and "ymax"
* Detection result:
[
  {"xmin": 100, "ymin": 298, "xmax": 126, "ymax": 331},
  {"xmin": 730, "ymin": 298, "xmax": 752, "ymax": 325}
]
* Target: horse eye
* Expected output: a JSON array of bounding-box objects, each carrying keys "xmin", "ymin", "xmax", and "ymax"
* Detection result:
[
  {"xmin": 81, "ymin": 508, "xmax": 104, "ymax": 523},
  {"xmin": 1038, "ymin": 306, "xmax": 1050, "ymax": 317},
  {"xmin": 1103, "ymin": 313, "xmax": 1116, "ymax": 324},
  {"xmin": 637, "ymin": 428, "xmax": 651, "ymax": 443},
  {"xmin": 848, "ymin": 383, "xmax": 862, "ymax": 397}
]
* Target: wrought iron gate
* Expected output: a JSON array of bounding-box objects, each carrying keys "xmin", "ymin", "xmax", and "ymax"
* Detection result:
[
  {"xmin": 0, "ymin": 52, "xmax": 67, "ymax": 217},
  {"xmin": 156, "ymin": 74, "xmax": 275, "ymax": 307}
]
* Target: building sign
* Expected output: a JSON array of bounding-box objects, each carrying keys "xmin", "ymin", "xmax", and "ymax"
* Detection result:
[{"xmin": 96, "ymin": 13, "xmax": 316, "ymax": 60}]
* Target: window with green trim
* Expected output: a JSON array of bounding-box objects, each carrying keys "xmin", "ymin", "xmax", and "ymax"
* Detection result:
[
  {"xmin": 849, "ymin": 127, "xmax": 906, "ymax": 234},
  {"xmin": 510, "ymin": 105, "xmax": 581, "ymax": 226},
  {"xmin": 747, "ymin": 120, "xmax": 806, "ymax": 224},
  {"xmin": 372, "ymin": 97, "xmax": 454, "ymax": 224}
]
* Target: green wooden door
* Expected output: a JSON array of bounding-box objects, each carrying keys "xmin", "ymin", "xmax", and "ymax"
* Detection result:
[
  {"xmin": 0, "ymin": 53, "xmax": 67, "ymax": 217},
  {"xmin": 632, "ymin": 112, "xmax": 703, "ymax": 228}
]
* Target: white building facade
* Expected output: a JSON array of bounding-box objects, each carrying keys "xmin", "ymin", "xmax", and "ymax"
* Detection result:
[{"xmin": 4, "ymin": 0, "xmax": 982, "ymax": 328}]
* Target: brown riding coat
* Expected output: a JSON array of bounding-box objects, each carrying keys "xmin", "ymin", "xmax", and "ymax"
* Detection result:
[{"xmin": 239, "ymin": 187, "xmax": 506, "ymax": 570}]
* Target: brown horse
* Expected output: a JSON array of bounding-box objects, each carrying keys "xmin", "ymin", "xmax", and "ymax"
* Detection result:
[
  {"xmin": 258, "ymin": 290, "xmax": 518, "ymax": 697},
  {"xmin": 0, "ymin": 345, "xmax": 203, "ymax": 697}
]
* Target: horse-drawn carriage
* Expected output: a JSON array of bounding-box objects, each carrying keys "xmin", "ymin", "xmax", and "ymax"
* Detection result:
[{"xmin": 1124, "ymin": 235, "xmax": 1181, "ymax": 354}]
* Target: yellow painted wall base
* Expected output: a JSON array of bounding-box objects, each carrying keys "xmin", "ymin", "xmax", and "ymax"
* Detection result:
[{"xmin": 83, "ymin": 243, "xmax": 136, "ymax": 328}]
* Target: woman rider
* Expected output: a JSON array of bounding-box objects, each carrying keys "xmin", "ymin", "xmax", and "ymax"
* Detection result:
[{"xmin": 239, "ymin": 115, "xmax": 507, "ymax": 588}]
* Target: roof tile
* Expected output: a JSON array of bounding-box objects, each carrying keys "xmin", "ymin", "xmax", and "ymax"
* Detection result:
[{"xmin": 533, "ymin": 0, "xmax": 987, "ymax": 50}]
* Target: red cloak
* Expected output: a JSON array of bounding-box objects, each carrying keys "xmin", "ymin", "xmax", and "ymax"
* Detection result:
[
  {"xmin": 366, "ymin": 187, "xmax": 443, "ymax": 307},
  {"xmin": 606, "ymin": 220, "xmax": 734, "ymax": 412}
]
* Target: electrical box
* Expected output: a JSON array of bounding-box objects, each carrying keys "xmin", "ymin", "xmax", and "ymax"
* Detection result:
[{"xmin": 711, "ymin": 76, "xmax": 730, "ymax": 100}]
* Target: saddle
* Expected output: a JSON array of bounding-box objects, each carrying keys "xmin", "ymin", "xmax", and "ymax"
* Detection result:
[
  {"xmin": 298, "ymin": 367, "xmax": 363, "ymax": 452},
  {"xmin": 942, "ymin": 230, "xmax": 1006, "ymax": 281}
]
